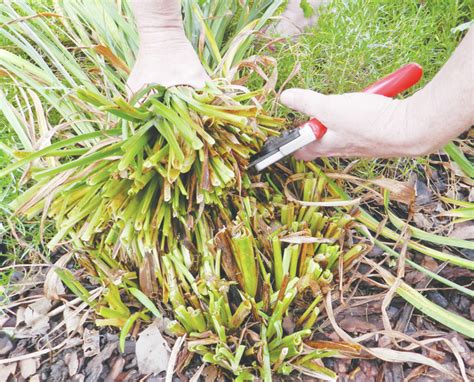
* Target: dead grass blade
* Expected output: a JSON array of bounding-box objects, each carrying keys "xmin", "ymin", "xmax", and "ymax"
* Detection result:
[
  {"xmin": 365, "ymin": 258, "xmax": 474, "ymax": 338},
  {"xmin": 93, "ymin": 45, "xmax": 130, "ymax": 74},
  {"xmin": 323, "ymin": 292, "xmax": 461, "ymax": 380}
]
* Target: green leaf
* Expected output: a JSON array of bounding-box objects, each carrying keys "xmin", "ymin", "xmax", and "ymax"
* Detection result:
[
  {"xmin": 33, "ymin": 143, "xmax": 122, "ymax": 179},
  {"xmin": 300, "ymin": 0, "xmax": 315, "ymax": 18},
  {"xmin": 150, "ymin": 99, "xmax": 203, "ymax": 150},
  {"xmin": 371, "ymin": 259, "xmax": 474, "ymax": 338},
  {"xmin": 0, "ymin": 129, "xmax": 121, "ymax": 177},
  {"xmin": 55, "ymin": 268, "xmax": 94, "ymax": 306},
  {"xmin": 442, "ymin": 207, "xmax": 474, "ymax": 220},
  {"xmin": 119, "ymin": 312, "xmax": 142, "ymax": 352},
  {"xmin": 444, "ymin": 142, "xmax": 474, "ymax": 178},
  {"xmin": 76, "ymin": 88, "xmax": 112, "ymax": 108},
  {"xmin": 387, "ymin": 210, "xmax": 474, "ymax": 250},
  {"xmin": 374, "ymin": 239, "xmax": 474, "ymax": 298},
  {"xmin": 129, "ymin": 288, "xmax": 162, "ymax": 319}
]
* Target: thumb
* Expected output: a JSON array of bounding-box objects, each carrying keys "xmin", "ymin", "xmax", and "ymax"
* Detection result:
[{"xmin": 280, "ymin": 89, "xmax": 334, "ymax": 119}]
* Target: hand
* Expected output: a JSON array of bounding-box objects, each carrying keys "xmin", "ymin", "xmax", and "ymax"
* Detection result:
[
  {"xmin": 127, "ymin": 0, "xmax": 209, "ymax": 96},
  {"xmin": 275, "ymin": 0, "xmax": 328, "ymax": 37},
  {"xmin": 280, "ymin": 30, "xmax": 474, "ymax": 161},
  {"xmin": 280, "ymin": 89, "xmax": 437, "ymax": 159}
]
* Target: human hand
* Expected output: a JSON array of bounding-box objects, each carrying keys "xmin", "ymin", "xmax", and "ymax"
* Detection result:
[
  {"xmin": 275, "ymin": 0, "xmax": 328, "ymax": 37},
  {"xmin": 280, "ymin": 89, "xmax": 437, "ymax": 159},
  {"xmin": 127, "ymin": 0, "xmax": 209, "ymax": 96},
  {"xmin": 281, "ymin": 30, "xmax": 474, "ymax": 160}
]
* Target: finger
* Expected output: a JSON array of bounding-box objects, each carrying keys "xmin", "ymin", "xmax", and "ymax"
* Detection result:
[
  {"xmin": 293, "ymin": 130, "xmax": 349, "ymax": 160},
  {"xmin": 294, "ymin": 146, "xmax": 319, "ymax": 161},
  {"xmin": 294, "ymin": 132, "xmax": 334, "ymax": 160},
  {"xmin": 280, "ymin": 89, "xmax": 332, "ymax": 119}
]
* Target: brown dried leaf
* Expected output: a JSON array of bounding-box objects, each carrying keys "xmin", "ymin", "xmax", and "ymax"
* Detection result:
[
  {"xmin": 0, "ymin": 333, "xmax": 14, "ymax": 356},
  {"xmin": 0, "ymin": 362, "xmax": 16, "ymax": 382},
  {"xmin": 23, "ymin": 298, "xmax": 51, "ymax": 335},
  {"xmin": 421, "ymin": 256, "xmax": 440, "ymax": 272},
  {"xmin": 413, "ymin": 212, "xmax": 433, "ymax": 230},
  {"xmin": 15, "ymin": 306, "xmax": 25, "ymax": 327},
  {"xmin": 6, "ymin": 12, "xmax": 61, "ymax": 26},
  {"xmin": 44, "ymin": 253, "xmax": 73, "ymax": 300},
  {"xmin": 166, "ymin": 335, "xmax": 186, "ymax": 382},
  {"xmin": 324, "ymin": 292, "xmax": 459, "ymax": 380},
  {"xmin": 105, "ymin": 356, "xmax": 125, "ymax": 382},
  {"xmin": 136, "ymin": 320, "xmax": 171, "ymax": 375},
  {"xmin": 305, "ymin": 340, "xmax": 362, "ymax": 355},
  {"xmin": 282, "ymin": 313, "xmax": 295, "ymax": 334},
  {"xmin": 200, "ymin": 146, "xmax": 211, "ymax": 192},
  {"xmin": 372, "ymin": 178, "xmax": 415, "ymax": 205},
  {"xmin": 85, "ymin": 341, "xmax": 118, "ymax": 381},
  {"xmin": 449, "ymin": 221, "xmax": 474, "ymax": 240},
  {"xmin": 202, "ymin": 365, "xmax": 219, "ymax": 382},
  {"xmin": 93, "ymin": 45, "xmax": 130, "ymax": 74},
  {"xmin": 214, "ymin": 229, "xmax": 243, "ymax": 287},
  {"xmin": 326, "ymin": 173, "xmax": 416, "ymax": 206},
  {"xmin": 446, "ymin": 333, "xmax": 472, "ymax": 366},
  {"xmin": 414, "ymin": 177, "xmax": 433, "ymax": 206},
  {"xmin": 339, "ymin": 317, "xmax": 378, "ymax": 334},
  {"xmin": 0, "ymin": 315, "xmax": 9, "ymax": 329},
  {"xmin": 82, "ymin": 328, "xmax": 100, "ymax": 357},
  {"xmin": 369, "ymin": 347, "xmax": 460, "ymax": 381},
  {"xmin": 65, "ymin": 351, "xmax": 79, "ymax": 377},
  {"xmin": 63, "ymin": 306, "xmax": 82, "ymax": 335},
  {"xmin": 19, "ymin": 358, "xmax": 39, "ymax": 379},
  {"xmin": 139, "ymin": 252, "xmax": 159, "ymax": 297}
]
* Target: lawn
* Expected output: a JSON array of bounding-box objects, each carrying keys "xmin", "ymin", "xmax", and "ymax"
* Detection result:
[{"xmin": 0, "ymin": 0, "xmax": 473, "ymax": 381}]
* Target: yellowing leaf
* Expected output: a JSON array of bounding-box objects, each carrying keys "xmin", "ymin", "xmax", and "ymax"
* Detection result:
[
  {"xmin": 93, "ymin": 45, "xmax": 130, "ymax": 74},
  {"xmin": 6, "ymin": 12, "xmax": 62, "ymax": 26}
]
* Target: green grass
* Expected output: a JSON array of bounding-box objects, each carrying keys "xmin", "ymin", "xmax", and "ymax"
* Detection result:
[
  {"xmin": 0, "ymin": 110, "xmax": 18, "ymax": 296},
  {"xmin": 276, "ymin": 0, "xmax": 473, "ymax": 93},
  {"xmin": 0, "ymin": 0, "xmax": 72, "ymax": 295}
]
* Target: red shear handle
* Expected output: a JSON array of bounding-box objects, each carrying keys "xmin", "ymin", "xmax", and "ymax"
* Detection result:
[
  {"xmin": 307, "ymin": 63, "xmax": 424, "ymax": 139},
  {"xmin": 363, "ymin": 63, "xmax": 423, "ymax": 97}
]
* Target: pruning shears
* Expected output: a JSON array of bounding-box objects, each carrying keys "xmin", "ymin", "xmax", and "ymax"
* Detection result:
[{"xmin": 249, "ymin": 63, "xmax": 424, "ymax": 172}]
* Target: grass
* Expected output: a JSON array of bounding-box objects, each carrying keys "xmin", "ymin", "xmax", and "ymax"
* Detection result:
[
  {"xmin": 276, "ymin": 0, "xmax": 473, "ymax": 93},
  {"xmin": 0, "ymin": 0, "xmax": 60, "ymax": 295},
  {"xmin": 0, "ymin": 120, "xmax": 23, "ymax": 300}
]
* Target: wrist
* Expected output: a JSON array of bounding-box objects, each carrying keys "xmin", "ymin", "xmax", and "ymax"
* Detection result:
[
  {"xmin": 401, "ymin": 93, "xmax": 441, "ymax": 156},
  {"xmin": 137, "ymin": 28, "xmax": 187, "ymax": 52},
  {"xmin": 131, "ymin": 0, "xmax": 186, "ymax": 48}
]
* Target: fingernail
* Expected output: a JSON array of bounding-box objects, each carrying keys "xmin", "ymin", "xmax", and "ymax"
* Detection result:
[{"xmin": 280, "ymin": 89, "xmax": 298, "ymax": 108}]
